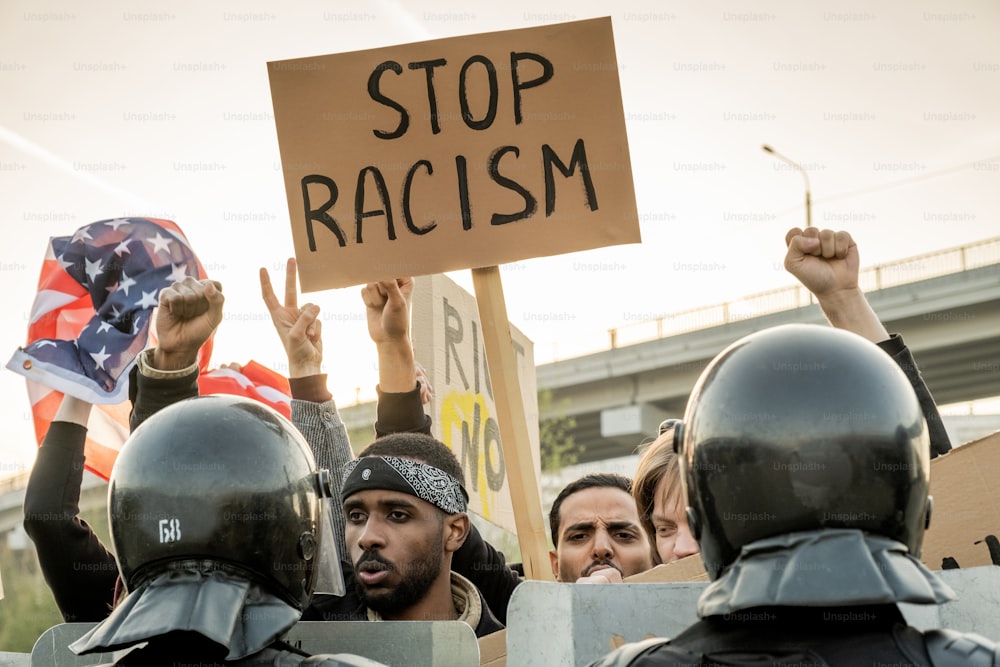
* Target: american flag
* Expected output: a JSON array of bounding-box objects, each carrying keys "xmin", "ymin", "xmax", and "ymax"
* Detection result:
[
  {"xmin": 8, "ymin": 217, "xmax": 209, "ymax": 403},
  {"xmin": 7, "ymin": 217, "xmax": 291, "ymax": 481},
  {"xmin": 200, "ymin": 362, "xmax": 291, "ymax": 419}
]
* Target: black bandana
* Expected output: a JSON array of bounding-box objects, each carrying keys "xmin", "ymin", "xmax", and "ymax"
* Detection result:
[{"xmin": 342, "ymin": 456, "xmax": 469, "ymax": 514}]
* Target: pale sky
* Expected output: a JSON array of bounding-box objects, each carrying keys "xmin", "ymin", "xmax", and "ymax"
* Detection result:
[{"xmin": 2, "ymin": 0, "xmax": 999, "ymax": 478}]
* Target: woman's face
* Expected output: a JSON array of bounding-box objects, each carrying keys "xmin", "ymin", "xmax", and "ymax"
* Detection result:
[{"xmin": 650, "ymin": 476, "xmax": 699, "ymax": 563}]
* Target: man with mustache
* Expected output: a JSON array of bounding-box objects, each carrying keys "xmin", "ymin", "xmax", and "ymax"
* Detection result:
[
  {"xmin": 548, "ymin": 473, "xmax": 655, "ymax": 583},
  {"xmin": 304, "ymin": 431, "xmax": 505, "ymax": 637}
]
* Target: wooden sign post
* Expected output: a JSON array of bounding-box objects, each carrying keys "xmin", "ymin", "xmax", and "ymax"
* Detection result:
[
  {"xmin": 471, "ymin": 267, "xmax": 551, "ymax": 579},
  {"xmin": 268, "ymin": 17, "xmax": 641, "ymax": 579}
]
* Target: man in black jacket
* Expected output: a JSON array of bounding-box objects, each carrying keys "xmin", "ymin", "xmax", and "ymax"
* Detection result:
[{"xmin": 306, "ymin": 432, "xmax": 504, "ymax": 637}]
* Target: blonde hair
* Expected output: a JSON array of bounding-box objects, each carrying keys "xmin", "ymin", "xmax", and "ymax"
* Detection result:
[{"xmin": 631, "ymin": 428, "xmax": 682, "ymax": 565}]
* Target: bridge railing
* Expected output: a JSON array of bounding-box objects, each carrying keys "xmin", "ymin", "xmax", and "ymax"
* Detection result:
[{"xmin": 538, "ymin": 236, "xmax": 1000, "ymax": 364}]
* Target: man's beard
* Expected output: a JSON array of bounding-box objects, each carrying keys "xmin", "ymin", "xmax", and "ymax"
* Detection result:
[{"xmin": 354, "ymin": 548, "xmax": 444, "ymax": 616}]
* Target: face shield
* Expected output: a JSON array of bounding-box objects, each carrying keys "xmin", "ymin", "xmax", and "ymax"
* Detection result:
[{"xmin": 312, "ymin": 468, "xmax": 346, "ymax": 597}]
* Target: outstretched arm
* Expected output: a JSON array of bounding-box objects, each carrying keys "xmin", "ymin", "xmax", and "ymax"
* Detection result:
[
  {"xmin": 129, "ymin": 277, "xmax": 224, "ymax": 429},
  {"xmin": 152, "ymin": 277, "xmax": 224, "ymax": 371},
  {"xmin": 261, "ymin": 258, "xmax": 353, "ymax": 557},
  {"xmin": 363, "ymin": 277, "xmax": 417, "ymax": 393},
  {"xmin": 362, "ymin": 278, "xmax": 432, "ymax": 436},
  {"xmin": 784, "ymin": 227, "xmax": 952, "ymax": 457},
  {"xmin": 260, "ymin": 258, "xmax": 323, "ymax": 380},
  {"xmin": 784, "ymin": 227, "xmax": 888, "ymax": 343},
  {"xmin": 23, "ymin": 395, "xmax": 119, "ymax": 622}
]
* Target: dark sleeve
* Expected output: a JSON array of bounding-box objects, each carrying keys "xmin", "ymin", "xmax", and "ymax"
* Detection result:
[
  {"xmin": 288, "ymin": 374, "xmax": 333, "ymax": 403},
  {"xmin": 878, "ymin": 333, "xmax": 953, "ymax": 458},
  {"xmin": 451, "ymin": 523, "xmax": 522, "ymax": 625},
  {"xmin": 22, "ymin": 422, "xmax": 118, "ymax": 622},
  {"xmin": 373, "ymin": 382, "xmax": 432, "ymax": 437},
  {"xmin": 127, "ymin": 363, "xmax": 199, "ymax": 431}
]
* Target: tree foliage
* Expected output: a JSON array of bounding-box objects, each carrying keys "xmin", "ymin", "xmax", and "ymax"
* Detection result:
[
  {"xmin": 0, "ymin": 534, "xmax": 63, "ymax": 652},
  {"xmin": 0, "ymin": 496, "xmax": 111, "ymax": 652},
  {"xmin": 538, "ymin": 389, "xmax": 582, "ymax": 472}
]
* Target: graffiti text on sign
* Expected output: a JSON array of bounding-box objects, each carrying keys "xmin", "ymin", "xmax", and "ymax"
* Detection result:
[
  {"xmin": 439, "ymin": 390, "xmax": 506, "ymax": 522},
  {"xmin": 443, "ymin": 295, "xmax": 526, "ymax": 396}
]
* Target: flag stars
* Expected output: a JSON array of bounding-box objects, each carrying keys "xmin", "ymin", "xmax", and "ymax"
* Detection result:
[
  {"xmin": 114, "ymin": 239, "xmax": 132, "ymax": 257},
  {"xmin": 117, "ymin": 271, "xmax": 137, "ymax": 295},
  {"xmin": 147, "ymin": 232, "xmax": 173, "ymax": 255},
  {"xmin": 104, "ymin": 218, "xmax": 131, "ymax": 231},
  {"xmin": 85, "ymin": 257, "xmax": 104, "ymax": 283},
  {"xmin": 90, "ymin": 346, "xmax": 112, "ymax": 370},
  {"xmin": 71, "ymin": 226, "xmax": 94, "ymax": 244},
  {"xmin": 166, "ymin": 263, "xmax": 188, "ymax": 283},
  {"xmin": 96, "ymin": 321, "xmax": 114, "ymax": 334},
  {"xmin": 136, "ymin": 289, "xmax": 159, "ymax": 309},
  {"xmin": 56, "ymin": 254, "xmax": 74, "ymax": 271}
]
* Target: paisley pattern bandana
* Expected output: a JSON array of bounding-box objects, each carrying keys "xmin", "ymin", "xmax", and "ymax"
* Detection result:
[{"xmin": 342, "ymin": 456, "xmax": 469, "ymax": 514}]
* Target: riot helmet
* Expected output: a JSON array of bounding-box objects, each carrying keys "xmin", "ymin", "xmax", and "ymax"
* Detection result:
[
  {"xmin": 677, "ymin": 324, "xmax": 931, "ymax": 580},
  {"xmin": 108, "ymin": 394, "xmax": 340, "ymax": 609}
]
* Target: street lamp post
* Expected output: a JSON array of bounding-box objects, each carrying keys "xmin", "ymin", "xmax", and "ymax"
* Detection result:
[{"xmin": 762, "ymin": 144, "xmax": 811, "ymax": 229}]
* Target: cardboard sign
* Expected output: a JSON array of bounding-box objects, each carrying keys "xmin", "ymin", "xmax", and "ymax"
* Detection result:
[
  {"xmin": 624, "ymin": 556, "xmax": 709, "ymax": 583},
  {"xmin": 268, "ymin": 17, "xmax": 640, "ymax": 291},
  {"xmin": 411, "ymin": 273, "xmax": 540, "ymax": 533},
  {"xmin": 478, "ymin": 629, "xmax": 507, "ymax": 667},
  {"xmin": 922, "ymin": 430, "xmax": 1000, "ymax": 570}
]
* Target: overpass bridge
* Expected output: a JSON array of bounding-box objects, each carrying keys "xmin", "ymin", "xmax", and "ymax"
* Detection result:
[{"xmin": 538, "ymin": 237, "xmax": 1000, "ymax": 461}]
